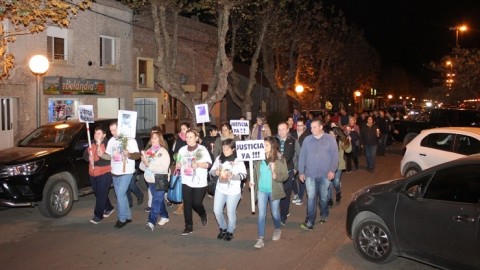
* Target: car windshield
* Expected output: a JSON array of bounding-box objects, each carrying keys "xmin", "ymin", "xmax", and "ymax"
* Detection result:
[{"xmin": 19, "ymin": 123, "xmax": 82, "ymax": 147}]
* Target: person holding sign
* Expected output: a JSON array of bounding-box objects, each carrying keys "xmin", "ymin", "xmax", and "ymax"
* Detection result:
[
  {"xmin": 103, "ymin": 121, "xmax": 140, "ymax": 229},
  {"xmin": 176, "ymin": 130, "xmax": 212, "ymax": 235},
  {"xmin": 209, "ymin": 139, "xmax": 247, "ymax": 241},
  {"xmin": 83, "ymin": 125, "xmax": 114, "ymax": 224},
  {"xmin": 250, "ymin": 137, "xmax": 288, "ymax": 249}
]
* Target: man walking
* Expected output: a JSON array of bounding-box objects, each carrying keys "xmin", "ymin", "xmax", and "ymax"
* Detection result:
[
  {"xmin": 275, "ymin": 122, "xmax": 297, "ymax": 225},
  {"xmin": 104, "ymin": 121, "xmax": 140, "ymax": 228},
  {"xmin": 298, "ymin": 119, "xmax": 338, "ymax": 230}
]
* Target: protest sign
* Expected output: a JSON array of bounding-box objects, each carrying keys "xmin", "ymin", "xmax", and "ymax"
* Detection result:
[{"xmin": 230, "ymin": 120, "xmax": 250, "ymax": 135}]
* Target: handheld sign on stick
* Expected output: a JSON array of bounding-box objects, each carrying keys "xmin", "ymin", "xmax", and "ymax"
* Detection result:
[{"xmin": 78, "ymin": 105, "xmax": 95, "ymax": 169}]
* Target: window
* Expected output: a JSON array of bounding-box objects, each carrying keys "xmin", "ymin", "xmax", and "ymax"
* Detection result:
[
  {"xmin": 424, "ymin": 164, "xmax": 480, "ymax": 204},
  {"xmin": 420, "ymin": 133, "xmax": 454, "ymax": 152},
  {"xmin": 100, "ymin": 36, "xmax": 115, "ymax": 67},
  {"xmin": 137, "ymin": 58, "xmax": 154, "ymax": 89},
  {"xmin": 47, "ymin": 27, "xmax": 68, "ymax": 62},
  {"xmin": 455, "ymin": 135, "xmax": 480, "ymax": 155},
  {"xmin": 134, "ymin": 98, "xmax": 157, "ymax": 133}
]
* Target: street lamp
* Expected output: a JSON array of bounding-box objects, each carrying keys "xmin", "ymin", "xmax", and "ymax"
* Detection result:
[
  {"xmin": 354, "ymin": 90, "xmax": 361, "ymax": 112},
  {"xmin": 28, "ymin": 55, "xmax": 49, "ymax": 128},
  {"xmin": 295, "ymin": 84, "xmax": 304, "ymax": 93},
  {"xmin": 449, "ymin": 25, "xmax": 468, "ymax": 48}
]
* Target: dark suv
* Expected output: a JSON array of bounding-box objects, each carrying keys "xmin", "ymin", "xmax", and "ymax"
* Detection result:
[{"xmin": 0, "ymin": 119, "xmax": 114, "ymax": 218}]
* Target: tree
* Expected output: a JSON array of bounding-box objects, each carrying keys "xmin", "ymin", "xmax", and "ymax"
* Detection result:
[
  {"xmin": 0, "ymin": 0, "xmax": 92, "ymax": 79},
  {"xmin": 430, "ymin": 48, "xmax": 480, "ymax": 103}
]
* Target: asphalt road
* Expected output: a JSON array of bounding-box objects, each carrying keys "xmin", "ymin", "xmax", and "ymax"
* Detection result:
[{"xmin": 0, "ymin": 142, "xmax": 437, "ymax": 270}]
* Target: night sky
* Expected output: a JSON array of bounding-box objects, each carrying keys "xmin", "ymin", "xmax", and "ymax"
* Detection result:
[{"xmin": 325, "ymin": 0, "xmax": 479, "ymax": 86}]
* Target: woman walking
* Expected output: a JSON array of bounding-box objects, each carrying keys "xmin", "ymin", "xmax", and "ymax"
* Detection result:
[
  {"xmin": 210, "ymin": 139, "xmax": 247, "ymax": 241},
  {"xmin": 177, "ymin": 130, "xmax": 212, "ymax": 235},
  {"xmin": 250, "ymin": 137, "xmax": 288, "ymax": 249},
  {"xmin": 140, "ymin": 131, "xmax": 171, "ymax": 231}
]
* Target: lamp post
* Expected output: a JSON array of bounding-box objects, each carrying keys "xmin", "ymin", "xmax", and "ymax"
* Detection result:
[
  {"xmin": 28, "ymin": 55, "xmax": 50, "ymax": 128},
  {"xmin": 449, "ymin": 25, "xmax": 467, "ymax": 48}
]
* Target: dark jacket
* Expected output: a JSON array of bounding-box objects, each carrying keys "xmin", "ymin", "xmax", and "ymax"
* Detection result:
[
  {"xmin": 275, "ymin": 135, "xmax": 296, "ymax": 171},
  {"xmin": 376, "ymin": 116, "xmax": 392, "ymax": 135},
  {"xmin": 290, "ymin": 130, "xmax": 311, "ymax": 147},
  {"xmin": 360, "ymin": 124, "xmax": 380, "ymax": 146}
]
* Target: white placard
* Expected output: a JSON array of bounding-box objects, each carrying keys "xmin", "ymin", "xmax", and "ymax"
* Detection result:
[
  {"xmin": 78, "ymin": 105, "xmax": 94, "ymax": 123},
  {"xmin": 117, "ymin": 110, "xmax": 137, "ymax": 138},
  {"xmin": 195, "ymin": 104, "xmax": 210, "ymax": 123},
  {"xmin": 236, "ymin": 140, "xmax": 265, "ymax": 161},
  {"xmin": 230, "ymin": 120, "xmax": 250, "ymax": 135}
]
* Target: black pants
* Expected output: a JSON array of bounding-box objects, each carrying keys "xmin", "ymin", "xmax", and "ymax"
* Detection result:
[
  {"xmin": 346, "ymin": 144, "xmax": 359, "ymax": 171},
  {"xmin": 182, "ymin": 184, "xmax": 207, "ymax": 227},
  {"xmin": 280, "ymin": 170, "xmax": 295, "ymax": 222},
  {"xmin": 90, "ymin": 172, "xmax": 114, "ymax": 219}
]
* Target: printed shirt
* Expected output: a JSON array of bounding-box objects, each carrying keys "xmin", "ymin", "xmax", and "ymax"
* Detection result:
[
  {"xmin": 178, "ymin": 144, "xmax": 212, "ymax": 188},
  {"xmin": 210, "ymin": 156, "xmax": 246, "ymax": 196},
  {"xmin": 106, "ymin": 137, "xmax": 139, "ymax": 175}
]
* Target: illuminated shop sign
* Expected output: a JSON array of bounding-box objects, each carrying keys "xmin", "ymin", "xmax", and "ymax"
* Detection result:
[{"xmin": 43, "ymin": 76, "xmax": 106, "ymax": 95}]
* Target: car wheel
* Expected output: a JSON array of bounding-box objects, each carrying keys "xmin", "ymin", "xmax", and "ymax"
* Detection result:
[
  {"xmin": 405, "ymin": 166, "xmax": 421, "ymax": 178},
  {"xmin": 38, "ymin": 178, "xmax": 73, "ymax": 218},
  {"xmin": 353, "ymin": 218, "xmax": 397, "ymax": 264}
]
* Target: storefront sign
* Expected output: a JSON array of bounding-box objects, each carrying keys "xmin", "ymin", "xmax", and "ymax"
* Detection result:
[{"xmin": 43, "ymin": 76, "xmax": 106, "ymax": 95}]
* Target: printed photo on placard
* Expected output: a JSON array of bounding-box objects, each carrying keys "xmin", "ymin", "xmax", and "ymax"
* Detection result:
[
  {"xmin": 195, "ymin": 104, "xmax": 210, "ymax": 123},
  {"xmin": 118, "ymin": 110, "xmax": 137, "ymax": 138}
]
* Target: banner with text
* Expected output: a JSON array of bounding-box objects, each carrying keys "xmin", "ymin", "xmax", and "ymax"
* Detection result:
[
  {"xmin": 236, "ymin": 140, "xmax": 265, "ymax": 161},
  {"xmin": 230, "ymin": 120, "xmax": 250, "ymax": 135},
  {"xmin": 78, "ymin": 105, "xmax": 94, "ymax": 123}
]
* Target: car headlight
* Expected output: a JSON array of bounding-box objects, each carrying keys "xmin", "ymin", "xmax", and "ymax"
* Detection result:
[{"xmin": 0, "ymin": 160, "xmax": 45, "ymax": 178}]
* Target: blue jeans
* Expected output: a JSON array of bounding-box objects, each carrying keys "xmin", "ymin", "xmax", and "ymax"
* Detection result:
[
  {"xmin": 305, "ymin": 176, "xmax": 330, "ymax": 226},
  {"xmin": 213, "ymin": 192, "xmax": 241, "ymax": 233},
  {"xmin": 292, "ymin": 174, "xmax": 305, "ymax": 200},
  {"xmin": 113, "ymin": 174, "xmax": 133, "ymax": 222},
  {"xmin": 365, "ymin": 145, "xmax": 378, "ymax": 170},
  {"xmin": 257, "ymin": 191, "xmax": 281, "ymax": 238},
  {"xmin": 329, "ymin": 170, "xmax": 342, "ymax": 200},
  {"xmin": 147, "ymin": 183, "xmax": 168, "ymax": 225},
  {"xmin": 127, "ymin": 170, "xmax": 144, "ymax": 206},
  {"xmin": 90, "ymin": 172, "xmax": 114, "ymax": 220}
]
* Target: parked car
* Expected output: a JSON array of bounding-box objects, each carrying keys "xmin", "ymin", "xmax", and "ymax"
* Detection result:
[
  {"xmin": 400, "ymin": 127, "xmax": 480, "ymax": 177},
  {"xmin": 346, "ymin": 154, "xmax": 480, "ymax": 269},
  {"xmin": 0, "ymin": 119, "xmax": 175, "ymax": 218}
]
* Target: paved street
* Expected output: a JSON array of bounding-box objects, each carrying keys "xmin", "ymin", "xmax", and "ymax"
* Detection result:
[{"xmin": 0, "ymin": 142, "xmax": 435, "ymax": 270}]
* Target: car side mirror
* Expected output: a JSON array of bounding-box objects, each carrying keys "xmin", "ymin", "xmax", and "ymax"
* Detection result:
[
  {"xmin": 74, "ymin": 140, "xmax": 89, "ymax": 151},
  {"xmin": 406, "ymin": 184, "xmax": 422, "ymax": 199}
]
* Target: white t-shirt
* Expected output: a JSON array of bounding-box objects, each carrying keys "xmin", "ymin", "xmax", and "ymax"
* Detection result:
[
  {"xmin": 210, "ymin": 156, "xmax": 246, "ymax": 195},
  {"xmin": 178, "ymin": 144, "xmax": 212, "ymax": 188},
  {"xmin": 106, "ymin": 137, "xmax": 139, "ymax": 175}
]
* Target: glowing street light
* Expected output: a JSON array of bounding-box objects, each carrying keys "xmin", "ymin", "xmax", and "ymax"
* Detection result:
[
  {"xmin": 29, "ymin": 55, "xmax": 50, "ymax": 128},
  {"xmin": 449, "ymin": 25, "xmax": 468, "ymax": 48},
  {"xmin": 295, "ymin": 84, "xmax": 304, "ymax": 93}
]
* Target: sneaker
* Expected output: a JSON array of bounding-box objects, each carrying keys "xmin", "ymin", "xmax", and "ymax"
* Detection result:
[
  {"xmin": 320, "ymin": 216, "xmax": 328, "ymax": 224},
  {"xmin": 287, "ymin": 212, "xmax": 291, "ymax": 217},
  {"xmin": 272, "ymin": 229, "xmax": 281, "ymax": 241},
  {"xmin": 328, "ymin": 199, "xmax": 334, "ymax": 208},
  {"xmin": 291, "ymin": 195, "xmax": 299, "ymax": 204},
  {"xmin": 103, "ymin": 208, "xmax": 115, "ymax": 218},
  {"xmin": 254, "ymin": 238, "xmax": 265, "ymax": 249},
  {"xmin": 145, "ymin": 222, "xmax": 154, "ymax": 231},
  {"xmin": 224, "ymin": 232, "xmax": 234, "ymax": 241},
  {"xmin": 114, "ymin": 219, "xmax": 132, "ymax": 229},
  {"xmin": 201, "ymin": 215, "xmax": 208, "ymax": 227},
  {"xmin": 217, "ymin": 229, "xmax": 227, "ymax": 240},
  {"xmin": 158, "ymin": 218, "xmax": 169, "ymax": 226},
  {"xmin": 182, "ymin": 226, "xmax": 193, "ymax": 235},
  {"xmin": 90, "ymin": 216, "xmax": 102, "ymax": 224},
  {"xmin": 300, "ymin": 222, "xmax": 313, "ymax": 231},
  {"xmin": 280, "ymin": 220, "xmax": 285, "ymax": 226},
  {"xmin": 144, "ymin": 207, "xmax": 151, "ymax": 213},
  {"xmin": 294, "ymin": 199, "xmax": 303, "ymax": 206}
]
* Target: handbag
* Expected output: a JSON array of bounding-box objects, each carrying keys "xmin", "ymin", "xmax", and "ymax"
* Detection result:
[
  {"xmin": 207, "ymin": 174, "xmax": 218, "ymax": 196},
  {"xmin": 154, "ymin": 174, "xmax": 169, "ymax": 191},
  {"xmin": 167, "ymin": 170, "xmax": 182, "ymax": 203}
]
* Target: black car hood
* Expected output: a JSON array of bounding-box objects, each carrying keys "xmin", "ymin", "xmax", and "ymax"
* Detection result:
[
  {"xmin": 359, "ymin": 178, "xmax": 404, "ymax": 195},
  {"xmin": 0, "ymin": 147, "xmax": 63, "ymax": 165}
]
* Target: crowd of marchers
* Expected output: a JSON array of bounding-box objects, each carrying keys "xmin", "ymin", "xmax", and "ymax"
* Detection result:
[{"xmin": 84, "ymin": 107, "xmax": 396, "ymax": 249}]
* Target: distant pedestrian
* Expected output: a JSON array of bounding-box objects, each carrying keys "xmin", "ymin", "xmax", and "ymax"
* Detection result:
[
  {"xmin": 290, "ymin": 118, "xmax": 310, "ymax": 206},
  {"xmin": 250, "ymin": 137, "xmax": 288, "ymax": 249},
  {"xmin": 298, "ymin": 119, "xmax": 339, "ymax": 230},
  {"xmin": 360, "ymin": 116, "xmax": 380, "ymax": 173},
  {"xmin": 250, "ymin": 115, "xmax": 272, "ymax": 140},
  {"xmin": 209, "ymin": 139, "xmax": 247, "ymax": 241},
  {"xmin": 172, "ymin": 122, "xmax": 190, "ymax": 215},
  {"xmin": 345, "ymin": 116, "xmax": 360, "ymax": 172}
]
